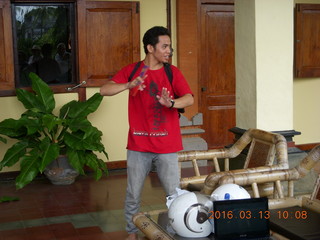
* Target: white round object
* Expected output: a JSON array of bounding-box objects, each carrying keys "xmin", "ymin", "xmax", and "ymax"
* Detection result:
[
  {"xmin": 210, "ymin": 183, "xmax": 251, "ymax": 201},
  {"xmin": 168, "ymin": 192, "xmax": 213, "ymax": 238}
]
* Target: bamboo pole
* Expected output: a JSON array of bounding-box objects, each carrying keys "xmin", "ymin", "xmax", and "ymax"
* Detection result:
[{"xmin": 133, "ymin": 213, "xmax": 175, "ymax": 240}]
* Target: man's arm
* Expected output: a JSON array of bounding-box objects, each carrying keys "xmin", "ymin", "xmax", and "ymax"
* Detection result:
[
  {"xmin": 172, "ymin": 93, "xmax": 194, "ymax": 109},
  {"xmin": 100, "ymin": 75, "xmax": 146, "ymax": 96},
  {"xmin": 100, "ymin": 80, "xmax": 130, "ymax": 96},
  {"xmin": 156, "ymin": 88, "xmax": 194, "ymax": 109}
]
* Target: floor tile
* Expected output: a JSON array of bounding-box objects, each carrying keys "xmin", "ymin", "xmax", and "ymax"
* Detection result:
[
  {"xmin": 49, "ymin": 223, "xmax": 77, "ymax": 238},
  {"xmin": 0, "ymin": 221, "xmax": 24, "ymax": 231}
]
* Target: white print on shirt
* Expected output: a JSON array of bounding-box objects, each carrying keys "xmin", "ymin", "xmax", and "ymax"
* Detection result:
[{"xmin": 133, "ymin": 129, "xmax": 168, "ymax": 137}]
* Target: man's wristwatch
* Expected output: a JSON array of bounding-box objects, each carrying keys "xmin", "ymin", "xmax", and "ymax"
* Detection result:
[{"xmin": 169, "ymin": 99, "xmax": 175, "ymax": 108}]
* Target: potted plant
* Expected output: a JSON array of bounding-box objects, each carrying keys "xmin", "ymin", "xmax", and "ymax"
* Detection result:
[{"xmin": 0, "ymin": 73, "xmax": 108, "ymax": 189}]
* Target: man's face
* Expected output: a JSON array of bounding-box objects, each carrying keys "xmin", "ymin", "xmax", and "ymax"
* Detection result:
[
  {"xmin": 57, "ymin": 46, "xmax": 66, "ymax": 56},
  {"xmin": 150, "ymin": 35, "xmax": 171, "ymax": 63}
]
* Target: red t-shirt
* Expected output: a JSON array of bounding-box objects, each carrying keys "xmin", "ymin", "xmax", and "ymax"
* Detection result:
[{"xmin": 112, "ymin": 62, "xmax": 193, "ymax": 153}]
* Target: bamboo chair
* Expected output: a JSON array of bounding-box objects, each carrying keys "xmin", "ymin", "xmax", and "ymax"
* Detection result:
[
  {"xmin": 133, "ymin": 147, "xmax": 319, "ymax": 240},
  {"xmin": 214, "ymin": 145, "xmax": 320, "ymax": 209},
  {"xmin": 178, "ymin": 128, "xmax": 288, "ymax": 194},
  {"xmin": 217, "ymin": 145, "xmax": 320, "ymax": 240},
  {"xmin": 132, "ymin": 173, "xmax": 320, "ymax": 240}
]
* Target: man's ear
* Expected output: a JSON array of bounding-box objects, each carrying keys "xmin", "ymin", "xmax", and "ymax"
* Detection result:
[{"xmin": 147, "ymin": 44, "xmax": 154, "ymax": 54}]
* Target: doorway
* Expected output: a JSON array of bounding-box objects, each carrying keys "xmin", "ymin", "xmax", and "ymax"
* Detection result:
[
  {"xmin": 199, "ymin": 1, "xmax": 235, "ymax": 149},
  {"xmin": 177, "ymin": 0, "xmax": 235, "ymax": 149}
]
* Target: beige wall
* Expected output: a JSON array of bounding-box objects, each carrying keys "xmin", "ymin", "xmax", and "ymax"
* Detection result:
[
  {"xmin": 293, "ymin": 78, "xmax": 320, "ymax": 144},
  {"xmin": 255, "ymin": 0, "xmax": 294, "ymax": 131}
]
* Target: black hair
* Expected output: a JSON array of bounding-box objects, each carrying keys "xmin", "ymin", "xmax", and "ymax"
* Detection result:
[
  {"xmin": 41, "ymin": 43, "xmax": 53, "ymax": 57},
  {"xmin": 142, "ymin": 26, "xmax": 171, "ymax": 55}
]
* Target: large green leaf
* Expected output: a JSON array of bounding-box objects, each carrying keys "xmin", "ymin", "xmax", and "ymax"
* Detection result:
[
  {"xmin": 85, "ymin": 153, "xmax": 102, "ymax": 180},
  {"xmin": 64, "ymin": 129, "xmax": 104, "ymax": 152},
  {"xmin": 96, "ymin": 157, "xmax": 108, "ymax": 173},
  {"xmin": 67, "ymin": 118, "xmax": 91, "ymax": 132},
  {"xmin": 0, "ymin": 141, "xmax": 28, "ymax": 170},
  {"xmin": 38, "ymin": 137, "xmax": 60, "ymax": 172},
  {"xmin": 15, "ymin": 154, "xmax": 41, "ymax": 189},
  {"xmin": 102, "ymin": 149, "xmax": 109, "ymax": 159},
  {"xmin": 19, "ymin": 117, "xmax": 41, "ymax": 136},
  {"xmin": 65, "ymin": 93, "xmax": 103, "ymax": 119},
  {"xmin": 83, "ymin": 127, "xmax": 105, "ymax": 152},
  {"xmin": 73, "ymin": 123, "xmax": 102, "ymax": 140},
  {"xmin": 42, "ymin": 114, "xmax": 63, "ymax": 133},
  {"xmin": 59, "ymin": 101, "xmax": 75, "ymax": 119},
  {"xmin": 0, "ymin": 118, "xmax": 27, "ymax": 138},
  {"xmin": 16, "ymin": 89, "xmax": 44, "ymax": 112},
  {"xmin": 22, "ymin": 109, "xmax": 43, "ymax": 118},
  {"xmin": 29, "ymin": 72, "xmax": 55, "ymax": 113},
  {"xmin": 84, "ymin": 152, "xmax": 108, "ymax": 180},
  {"xmin": 66, "ymin": 148, "xmax": 85, "ymax": 175}
]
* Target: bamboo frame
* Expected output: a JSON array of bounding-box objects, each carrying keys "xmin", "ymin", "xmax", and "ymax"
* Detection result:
[
  {"xmin": 133, "ymin": 145, "xmax": 320, "ymax": 240},
  {"xmin": 135, "ymin": 135, "xmax": 319, "ymax": 239},
  {"xmin": 215, "ymin": 145, "xmax": 320, "ymax": 199},
  {"xmin": 178, "ymin": 128, "xmax": 288, "ymax": 195}
]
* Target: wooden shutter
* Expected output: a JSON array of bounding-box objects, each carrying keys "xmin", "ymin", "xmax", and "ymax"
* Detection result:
[
  {"xmin": 77, "ymin": 0, "xmax": 140, "ymax": 87},
  {"xmin": 0, "ymin": 0, "xmax": 15, "ymax": 92},
  {"xmin": 295, "ymin": 4, "xmax": 320, "ymax": 78}
]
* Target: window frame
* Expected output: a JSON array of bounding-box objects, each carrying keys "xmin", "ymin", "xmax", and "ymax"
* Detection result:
[{"xmin": 11, "ymin": 0, "xmax": 77, "ymax": 90}]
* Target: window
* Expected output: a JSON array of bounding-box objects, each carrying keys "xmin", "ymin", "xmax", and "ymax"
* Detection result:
[
  {"xmin": 0, "ymin": 0, "xmax": 140, "ymax": 96},
  {"xmin": 12, "ymin": 2, "xmax": 76, "ymax": 87}
]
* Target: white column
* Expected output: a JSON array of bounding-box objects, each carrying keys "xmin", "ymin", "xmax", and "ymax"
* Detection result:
[{"xmin": 235, "ymin": 0, "xmax": 294, "ymax": 131}]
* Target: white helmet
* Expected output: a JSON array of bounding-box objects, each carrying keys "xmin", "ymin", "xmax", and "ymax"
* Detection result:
[
  {"xmin": 210, "ymin": 183, "xmax": 251, "ymax": 201},
  {"xmin": 168, "ymin": 192, "xmax": 213, "ymax": 238}
]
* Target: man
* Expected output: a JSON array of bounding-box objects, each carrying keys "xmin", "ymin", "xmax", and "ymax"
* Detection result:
[
  {"xmin": 27, "ymin": 43, "xmax": 61, "ymax": 84},
  {"xmin": 55, "ymin": 43, "xmax": 71, "ymax": 83},
  {"xmin": 100, "ymin": 26, "xmax": 194, "ymax": 240},
  {"xmin": 28, "ymin": 44, "xmax": 43, "ymax": 65}
]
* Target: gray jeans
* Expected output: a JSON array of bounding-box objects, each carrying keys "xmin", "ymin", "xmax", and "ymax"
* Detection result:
[{"xmin": 125, "ymin": 150, "xmax": 180, "ymax": 233}]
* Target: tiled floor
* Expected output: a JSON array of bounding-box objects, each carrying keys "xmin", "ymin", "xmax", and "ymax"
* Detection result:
[{"xmin": 0, "ymin": 169, "xmax": 170, "ymax": 240}]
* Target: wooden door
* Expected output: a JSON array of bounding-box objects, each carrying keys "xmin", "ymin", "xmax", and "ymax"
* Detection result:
[{"xmin": 199, "ymin": 2, "xmax": 235, "ymax": 149}]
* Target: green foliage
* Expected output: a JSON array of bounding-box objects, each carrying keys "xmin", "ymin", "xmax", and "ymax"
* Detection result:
[
  {"xmin": 0, "ymin": 196, "xmax": 20, "ymax": 203},
  {"xmin": 0, "ymin": 73, "xmax": 108, "ymax": 189}
]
